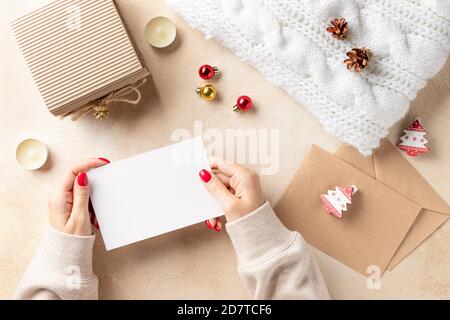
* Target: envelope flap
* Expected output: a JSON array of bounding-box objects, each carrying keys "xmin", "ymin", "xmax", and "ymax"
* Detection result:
[
  {"xmin": 335, "ymin": 144, "xmax": 376, "ymax": 177},
  {"xmin": 373, "ymin": 140, "xmax": 450, "ymax": 215}
]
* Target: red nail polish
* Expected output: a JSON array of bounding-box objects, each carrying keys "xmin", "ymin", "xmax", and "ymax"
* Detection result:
[
  {"xmin": 205, "ymin": 220, "xmax": 213, "ymax": 229},
  {"xmin": 214, "ymin": 224, "xmax": 221, "ymax": 232},
  {"xmin": 199, "ymin": 169, "xmax": 211, "ymax": 183},
  {"xmin": 99, "ymin": 157, "xmax": 110, "ymax": 163},
  {"xmin": 94, "ymin": 222, "xmax": 99, "ymax": 230},
  {"xmin": 77, "ymin": 172, "xmax": 88, "ymax": 187}
]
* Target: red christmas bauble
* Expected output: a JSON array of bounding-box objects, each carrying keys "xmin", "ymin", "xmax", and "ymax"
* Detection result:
[
  {"xmin": 198, "ymin": 64, "xmax": 217, "ymax": 80},
  {"xmin": 234, "ymin": 95, "xmax": 252, "ymax": 112}
]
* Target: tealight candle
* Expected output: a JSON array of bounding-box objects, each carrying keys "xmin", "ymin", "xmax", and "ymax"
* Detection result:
[
  {"xmin": 144, "ymin": 16, "xmax": 177, "ymax": 48},
  {"xmin": 16, "ymin": 138, "xmax": 49, "ymax": 170}
]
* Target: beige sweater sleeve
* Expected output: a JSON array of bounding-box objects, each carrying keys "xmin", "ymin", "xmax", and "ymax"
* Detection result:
[
  {"xmin": 15, "ymin": 202, "xmax": 327, "ymax": 300},
  {"xmin": 14, "ymin": 227, "xmax": 98, "ymax": 300},
  {"xmin": 226, "ymin": 201, "xmax": 330, "ymax": 300}
]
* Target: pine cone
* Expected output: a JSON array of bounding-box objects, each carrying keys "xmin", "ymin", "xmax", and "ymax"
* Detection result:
[
  {"xmin": 326, "ymin": 18, "xmax": 348, "ymax": 40},
  {"xmin": 93, "ymin": 103, "xmax": 109, "ymax": 120},
  {"xmin": 344, "ymin": 48, "xmax": 371, "ymax": 72}
]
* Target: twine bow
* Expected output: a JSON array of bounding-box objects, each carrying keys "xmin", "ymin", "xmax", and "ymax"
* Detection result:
[{"xmin": 62, "ymin": 77, "xmax": 148, "ymax": 120}]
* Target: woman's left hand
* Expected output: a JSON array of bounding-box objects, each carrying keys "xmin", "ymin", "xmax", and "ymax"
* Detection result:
[{"xmin": 48, "ymin": 158, "xmax": 110, "ymax": 236}]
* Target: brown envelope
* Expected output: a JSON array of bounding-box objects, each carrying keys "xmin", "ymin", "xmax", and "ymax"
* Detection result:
[
  {"xmin": 275, "ymin": 145, "xmax": 422, "ymax": 275},
  {"xmin": 335, "ymin": 139, "xmax": 450, "ymax": 269}
]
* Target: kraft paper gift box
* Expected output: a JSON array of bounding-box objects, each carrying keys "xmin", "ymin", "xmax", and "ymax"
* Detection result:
[
  {"xmin": 275, "ymin": 142, "xmax": 450, "ymax": 275},
  {"xmin": 11, "ymin": 0, "xmax": 149, "ymax": 118}
]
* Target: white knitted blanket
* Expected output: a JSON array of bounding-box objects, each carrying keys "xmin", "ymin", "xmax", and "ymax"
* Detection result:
[{"xmin": 166, "ymin": 0, "xmax": 450, "ymax": 155}]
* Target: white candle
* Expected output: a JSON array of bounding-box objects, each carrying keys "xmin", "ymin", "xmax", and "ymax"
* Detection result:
[
  {"xmin": 145, "ymin": 16, "xmax": 177, "ymax": 48},
  {"xmin": 16, "ymin": 138, "xmax": 49, "ymax": 170}
]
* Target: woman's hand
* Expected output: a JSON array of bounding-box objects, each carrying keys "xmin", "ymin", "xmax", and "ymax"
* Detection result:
[
  {"xmin": 48, "ymin": 158, "xmax": 110, "ymax": 236},
  {"xmin": 199, "ymin": 157, "xmax": 265, "ymax": 232}
]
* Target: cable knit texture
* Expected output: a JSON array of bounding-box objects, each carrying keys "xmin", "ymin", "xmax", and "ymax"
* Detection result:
[{"xmin": 166, "ymin": 0, "xmax": 450, "ymax": 155}]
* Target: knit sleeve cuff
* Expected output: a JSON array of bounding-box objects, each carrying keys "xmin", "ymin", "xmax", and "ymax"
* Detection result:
[
  {"xmin": 35, "ymin": 227, "xmax": 96, "ymax": 280},
  {"xmin": 225, "ymin": 201, "xmax": 296, "ymax": 267}
]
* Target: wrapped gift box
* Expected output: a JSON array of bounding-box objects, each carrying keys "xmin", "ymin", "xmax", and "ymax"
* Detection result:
[{"xmin": 11, "ymin": 0, "xmax": 149, "ymax": 118}]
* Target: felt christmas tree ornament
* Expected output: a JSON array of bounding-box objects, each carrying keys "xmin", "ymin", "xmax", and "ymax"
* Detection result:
[
  {"xmin": 320, "ymin": 185, "xmax": 358, "ymax": 218},
  {"xmin": 397, "ymin": 117, "xmax": 430, "ymax": 157}
]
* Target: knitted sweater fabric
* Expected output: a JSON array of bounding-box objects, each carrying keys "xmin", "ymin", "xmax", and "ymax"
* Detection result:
[{"xmin": 166, "ymin": 0, "xmax": 450, "ymax": 155}]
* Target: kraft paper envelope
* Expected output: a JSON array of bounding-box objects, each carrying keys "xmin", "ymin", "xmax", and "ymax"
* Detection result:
[
  {"xmin": 275, "ymin": 145, "xmax": 422, "ymax": 275},
  {"xmin": 88, "ymin": 137, "xmax": 221, "ymax": 250},
  {"xmin": 335, "ymin": 139, "xmax": 450, "ymax": 269}
]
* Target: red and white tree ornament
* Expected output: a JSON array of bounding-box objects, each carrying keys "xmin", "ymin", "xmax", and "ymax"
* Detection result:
[
  {"xmin": 397, "ymin": 117, "xmax": 429, "ymax": 157},
  {"xmin": 320, "ymin": 185, "xmax": 358, "ymax": 218}
]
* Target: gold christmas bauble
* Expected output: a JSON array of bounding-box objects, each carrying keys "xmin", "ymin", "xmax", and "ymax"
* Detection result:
[{"xmin": 195, "ymin": 84, "xmax": 217, "ymax": 101}]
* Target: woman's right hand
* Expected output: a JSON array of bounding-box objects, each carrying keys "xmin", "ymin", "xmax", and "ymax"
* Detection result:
[{"xmin": 199, "ymin": 158, "xmax": 266, "ymax": 232}]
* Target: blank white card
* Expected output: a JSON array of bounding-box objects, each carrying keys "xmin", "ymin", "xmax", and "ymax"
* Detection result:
[{"xmin": 88, "ymin": 137, "xmax": 221, "ymax": 250}]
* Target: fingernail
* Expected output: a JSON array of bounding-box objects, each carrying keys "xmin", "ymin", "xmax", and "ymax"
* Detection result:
[
  {"xmin": 77, "ymin": 172, "xmax": 88, "ymax": 187},
  {"xmin": 214, "ymin": 224, "xmax": 221, "ymax": 232},
  {"xmin": 99, "ymin": 157, "xmax": 110, "ymax": 163},
  {"xmin": 94, "ymin": 221, "xmax": 99, "ymax": 230},
  {"xmin": 199, "ymin": 169, "xmax": 211, "ymax": 183},
  {"xmin": 205, "ymin": 220, "xmax": 213, "ymax": 229}
]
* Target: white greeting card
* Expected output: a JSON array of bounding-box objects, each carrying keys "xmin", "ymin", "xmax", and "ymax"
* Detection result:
[{"xmin": 88, "ymin": 137, "xmax": 221, "ymax": 250}]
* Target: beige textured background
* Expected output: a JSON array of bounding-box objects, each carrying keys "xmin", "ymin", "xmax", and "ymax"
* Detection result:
[{"xmin": 1, "ymin": 0, "xmax": 449, "ymax": 299}]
